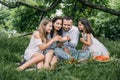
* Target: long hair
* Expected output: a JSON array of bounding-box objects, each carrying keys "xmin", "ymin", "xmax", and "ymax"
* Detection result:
[
  {"xmin": 79, "ymin": 18, "xmax": 94, "ymax": 34},
  {"xmin": 50, "ymin": 16, "xmax": 63, "ymax": 38},
  {"xmin": 38, "ymin": 19, "xmax": 51, "ymax": 43}
]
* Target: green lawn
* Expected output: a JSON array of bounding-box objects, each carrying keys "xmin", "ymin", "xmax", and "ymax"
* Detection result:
[{"xmin": 0, "ymin": 35, "xmax": 120, "ymax": 80}]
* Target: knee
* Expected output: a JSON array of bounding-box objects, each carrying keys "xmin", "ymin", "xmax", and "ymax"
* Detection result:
[
  {"xmin": 53, "ymin": 56, "xmax": 58, "ymax": 61},
  {"xmin": 49, "ymin": 50, "xmax": 54, "ymax": 53},
  {"xmin": 54, "ymin": 48, "xmax": 61, "ymax": 53},
  {"xmin": 46, "ymin": 50, "xmax": 54, "ymax": 56},
  {"xmin": 49, "ymin": 50, "xmax": 54, "ymax": 55},
  {"xmin": 38, "ymin": 54, "xmax": 44, "ymax": 60}
]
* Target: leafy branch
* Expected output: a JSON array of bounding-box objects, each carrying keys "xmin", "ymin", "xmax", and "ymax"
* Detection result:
[
  {"xmin": 0, "ymin": 0, "xmax": 62, "ymax": 12},
  {"xmin": 77, "ymin": 0, "xmax": 120, "ymax": 16}
]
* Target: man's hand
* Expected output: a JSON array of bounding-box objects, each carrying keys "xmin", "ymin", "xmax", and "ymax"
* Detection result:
[{"xmin": 67, "ymin": 36, "xmax": 71, "ymax": 41}]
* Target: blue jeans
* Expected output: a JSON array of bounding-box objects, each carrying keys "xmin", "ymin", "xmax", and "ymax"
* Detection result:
[
  {"xmin": 76, "ymin": 50, "xmax": 91, "ymax": 60},
  {"xmin": 54, "ymin": 47, "xmax": 91, "ymax": 60},
  {"xmin": 54, "ymin": 47, "xmax": 72, "ymax": 60}
]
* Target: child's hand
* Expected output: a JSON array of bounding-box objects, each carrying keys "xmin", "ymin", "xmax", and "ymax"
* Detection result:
[
  {"xmin": 80, "ymin": 38, "xmax": 85, "ymax": 43},
  {"xmin": 82, "ymin": 46, "xmax": 87, "ymax": 50}
]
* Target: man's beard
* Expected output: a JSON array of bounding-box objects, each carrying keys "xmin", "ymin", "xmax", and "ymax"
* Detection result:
[{"xmin": 63, "ymin": 28, "xmax": 70, "ymax": 32}]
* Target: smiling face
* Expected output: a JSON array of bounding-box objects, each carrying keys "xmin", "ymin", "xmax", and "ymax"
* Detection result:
[
  {"xmin": 53, "ymin": 19, "xmax": 62, "ymax": 31},
  {"xmin": 78, "ymin": 21, "xmax": 85, "ymax": 31},
  {"xmin": 63, "ymin": 19, "xmax": 72, "ymax": 32},
  {"xmin": 45, "ymin": 22, "xmax": 52, "ymax": 33}
]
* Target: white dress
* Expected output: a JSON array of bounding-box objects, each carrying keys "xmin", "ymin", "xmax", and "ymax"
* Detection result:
[
  {"xmin": 82, "ymin": 33, "xmax": 109, "ymax": 57},
  {"xmin": 24, "ymin": 32, "xmax": 43, "ymax": 60}
]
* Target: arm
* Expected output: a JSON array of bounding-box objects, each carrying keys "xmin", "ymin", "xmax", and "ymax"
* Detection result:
[
  {"xmin": 57, "ymin": 36, "xmax": 71, "ymax": 47},
  {"xmin": 59, "ymin": 36, "xmax": 71, "ymax": 42},
  {"xmin": 34, "ymin": 32, "xmax": 62, "ymax": 50},
  {"xmin": 69, "ymin": 29, "xmax": 79, "ymax": 48},
  {"xmin": 56, "ymin": 36, "xmax": 69, "ymax": 47},
  {"xmin": 80, "ymin": 34, "xmax": 91, "ymax": 46}
]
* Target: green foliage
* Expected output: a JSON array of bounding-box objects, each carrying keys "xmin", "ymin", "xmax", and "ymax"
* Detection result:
[
  {"xmin": 108, "ymin": 0, "xmax": 120, "ymax": 9},
  {"xmin": 89, "ymin": 12, "xmax": 120, "ymax": 40},
  {"xmin": 0, "ymin": 0, "xmax": 120, "ymax": 39},
  {"xmin": 11, "ymin": 7, "xmax": 41, "ymax": 32},
  {"xmin": 103, "ymin": 18, "xmax": 120, "ymax": 39},
  {"xmin": 0, "ymin": 35, "xmax": 120, "ymax": 80},
  {"xmin": 8, "ymin": 0, "xmax": 60, "ymax": 32},
  {"xmin": 0, "ymin": 8, "xmax": 10, "ymax": 29}
]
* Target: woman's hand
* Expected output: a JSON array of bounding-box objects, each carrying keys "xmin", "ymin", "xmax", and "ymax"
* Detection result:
[
  {"xmin": 60, "ymin": 36, "xmax": 71, "ymax": 42},
  {"xmin": 52, "ymin": 35, "xmax": 62, "ymax": 42},
  {"xmin": 46, "ymin": 39, "xmax": 51, "ymax": 43}
]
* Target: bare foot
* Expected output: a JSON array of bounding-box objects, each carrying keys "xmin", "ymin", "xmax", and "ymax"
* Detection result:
[
  {"xmin": 50, "ymin": 65, "xmax": 55, "ymax": 70},
  {"xmin": 44, "ymin": 64, "xmax": 50, "ymax": 70},
  {"xmin": 16, "ymin": 67, "xmax": 24, "ymax": 72}
]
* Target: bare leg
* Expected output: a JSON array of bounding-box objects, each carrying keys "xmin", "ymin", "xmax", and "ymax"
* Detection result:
[
  {"xmin": 37, "ymin": 61, "xmax": 44, "ymax": 69},
  {"xmin": 44, "ymin": 50, "xmax": 54, "ymax": 69},
  {"xmin": 50, "ymin": 56, "xmax": 57, "ymax": 69},
  {"xmin": 17, "ymin": 53, "xmax": 44, "ymax": 71},
  {"xmin": 50, "ymin": 56, "xmax": 57, "ymax": 66}
]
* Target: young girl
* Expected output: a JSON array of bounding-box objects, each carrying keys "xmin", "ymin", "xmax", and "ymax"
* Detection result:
[
  {"xmin": 17, "ymin": 19, "xmax": 62, "ymax": 71},
  {"xmin": 78, "ymin": 18, "xmax": 110, "ymax": 62}
]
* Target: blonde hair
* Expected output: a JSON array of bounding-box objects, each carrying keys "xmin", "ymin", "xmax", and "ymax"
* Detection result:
[{"xmin": 38, "ymin": 19, "xmax": 51, "ymax": 43}]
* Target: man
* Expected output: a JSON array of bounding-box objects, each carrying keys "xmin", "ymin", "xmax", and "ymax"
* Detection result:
[{"xmin": 54, "ymin": 16, "xmax": 80, "ymax": 60}]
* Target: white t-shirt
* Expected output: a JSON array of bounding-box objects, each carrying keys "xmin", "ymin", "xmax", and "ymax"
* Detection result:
[{"xmin": 63, "ymin": 26, "xmax": 80, "ymax": 50}]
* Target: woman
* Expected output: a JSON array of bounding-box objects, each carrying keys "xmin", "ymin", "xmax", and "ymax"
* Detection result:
[{"xmin": 44, "ymin": 16, "xmax": 63, "ymax": 69}]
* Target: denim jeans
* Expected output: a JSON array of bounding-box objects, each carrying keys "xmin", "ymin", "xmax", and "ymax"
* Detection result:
[
  {"xmin": 76, "ymin": 50, "xmax": 91, "ymax": 60},
  {"xmin": 54, "ymin": 47, "xmax": 72, "ymax": 60},
  {"xmin": 54, "ymin": 47, "xmax": 91, "ymax": 60}
]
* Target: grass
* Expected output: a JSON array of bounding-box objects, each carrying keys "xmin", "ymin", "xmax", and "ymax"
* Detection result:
[{"xmin": 0, "ymin": 35, "xmax": 120, "ymax": 80}]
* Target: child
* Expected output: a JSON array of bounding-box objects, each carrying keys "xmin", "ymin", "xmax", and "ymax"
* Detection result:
[
  {"xmin": 78, "ymin": 18, "xmax": 110, "ymax": 62},
  {"xmin": 17, "ymin": 19, "xmax": 62, "ymax": 71}
]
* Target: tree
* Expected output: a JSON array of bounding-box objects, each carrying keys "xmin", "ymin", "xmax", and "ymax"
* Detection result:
[
  {"xmin": 0, "ymin": 0, "xmax": 120, "ymax": 39},
  {"xmin": 0, "ymin": 8, "xmax": 10, "ymax": 30},
  {"xmin": 0, "ymin": 0, "xmax": 120, "ymax": 16}
]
